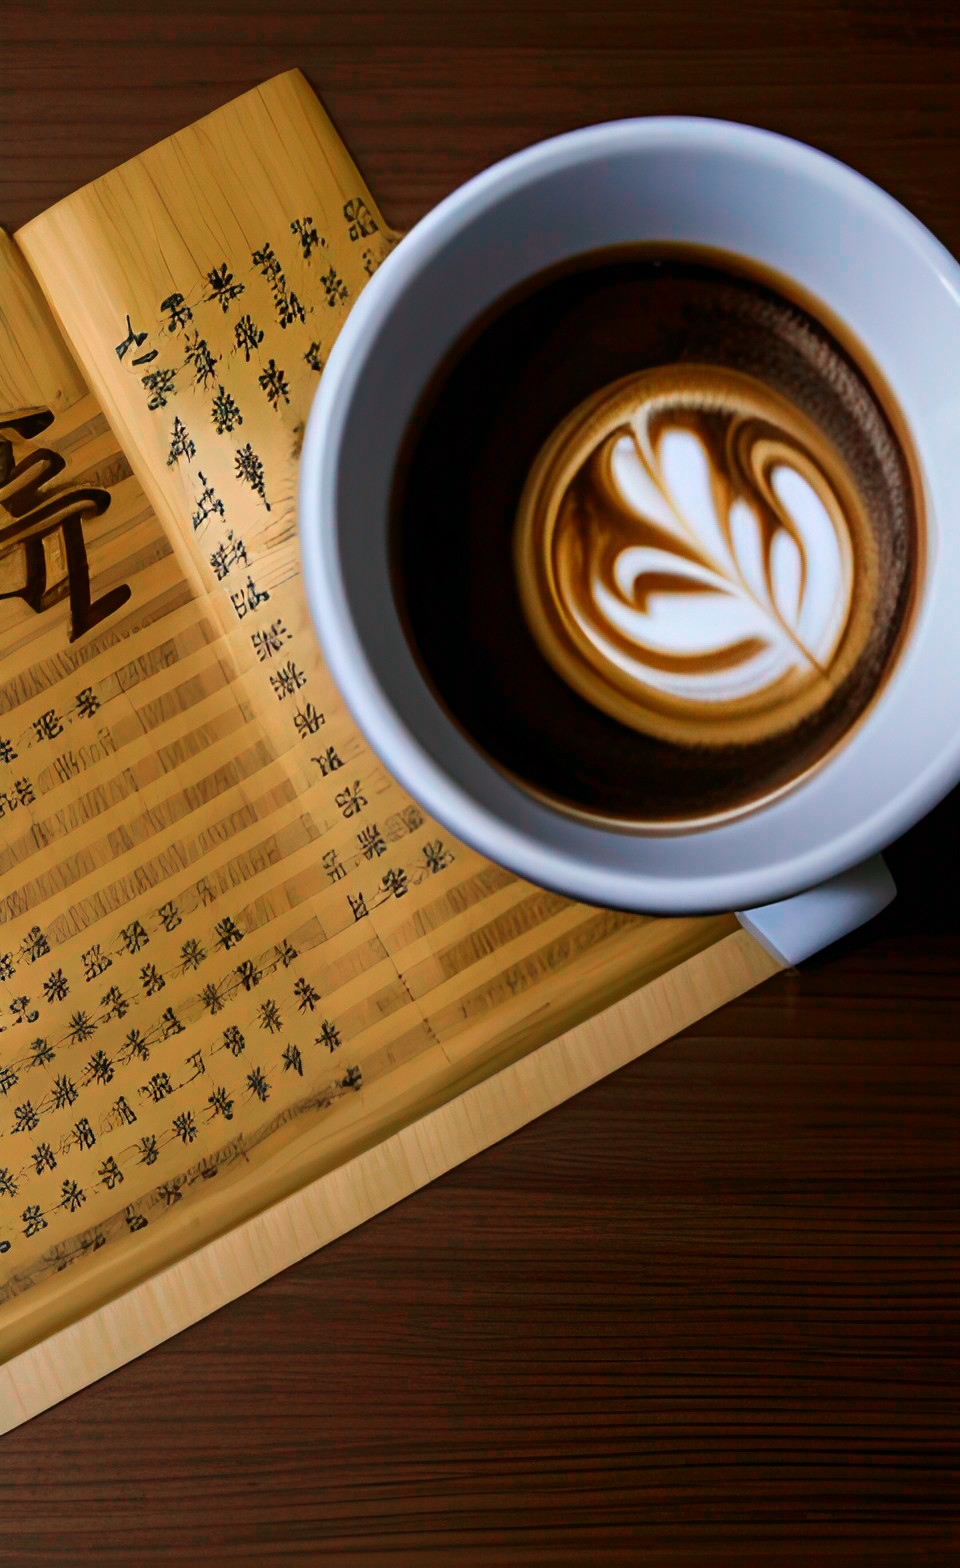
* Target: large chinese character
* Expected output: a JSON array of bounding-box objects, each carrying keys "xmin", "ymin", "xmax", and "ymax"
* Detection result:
[
  {"xmin": 222, "ymin": 1025, "xmax": 245, "ymax": 1057},
  {"xmin": 0, "ymin": 410, "xmax": 131, "ymax": 643}
]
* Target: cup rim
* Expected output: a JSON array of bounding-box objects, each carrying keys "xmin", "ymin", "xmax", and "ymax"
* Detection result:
[{"xmin": 300, "ymin": 117, "xmax": 960, "ymax": 913}]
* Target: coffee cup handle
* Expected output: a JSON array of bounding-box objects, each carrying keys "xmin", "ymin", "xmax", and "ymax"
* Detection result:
[{"xmin": 735, "ymin": 853, "xmax": 895, "ymax": 966}]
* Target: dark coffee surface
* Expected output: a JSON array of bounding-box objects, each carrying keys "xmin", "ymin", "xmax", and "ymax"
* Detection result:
[{"xmin": 390, "ymin": 249, "xmax": 918, "ymax": 824}]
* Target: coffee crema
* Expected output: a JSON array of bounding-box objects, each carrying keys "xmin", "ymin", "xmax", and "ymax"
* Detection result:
[
  {"xmin": 391, "ymin": 247, "xmax": 920, "ymax": 826},
  {"xmin": 515, "ymin": 365, "xmax": 879, "ymax": 749}
]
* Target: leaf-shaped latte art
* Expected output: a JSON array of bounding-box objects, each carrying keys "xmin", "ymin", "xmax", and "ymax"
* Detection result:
[{"xmin": 515, "ymin": 366, "xmax": 871, "ymax": 747}]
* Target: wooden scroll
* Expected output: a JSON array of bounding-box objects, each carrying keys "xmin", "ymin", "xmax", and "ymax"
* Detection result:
[{"xmin": 0, "ymin": 72, "xmax": 783, "ymax": 1432}]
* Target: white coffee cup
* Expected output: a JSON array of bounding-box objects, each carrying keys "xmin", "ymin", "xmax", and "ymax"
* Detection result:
[{"xmin": 299, "ymin": 119, "xmax": 960, "ymax": 942}]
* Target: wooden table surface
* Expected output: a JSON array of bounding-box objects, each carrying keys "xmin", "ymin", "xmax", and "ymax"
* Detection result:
[{"xmin": 2, "ymin": 3, "xmax": 959, "ymax": 1561}]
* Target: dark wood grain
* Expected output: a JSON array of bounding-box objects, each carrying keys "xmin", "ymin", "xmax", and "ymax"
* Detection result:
[{"xmin": 2, "ymin": 3, "xmax": 959, "ymax": 1561}]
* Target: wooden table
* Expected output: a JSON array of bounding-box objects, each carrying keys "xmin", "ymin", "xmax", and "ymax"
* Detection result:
[{"xmin": 2, "ymin": 3, "xmax": 958, "ymax": 1561}]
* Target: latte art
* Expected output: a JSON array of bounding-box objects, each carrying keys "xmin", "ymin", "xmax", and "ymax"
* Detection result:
[
  {"xmin": 394, "ymin": 247, "xmax": 918, "ymax": 824},
  {"xmin": 515, "ymin": 367, "xmax": 879, "ymax": 746}
]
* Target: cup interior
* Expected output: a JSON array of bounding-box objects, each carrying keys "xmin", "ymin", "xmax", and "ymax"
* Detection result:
[{"xmin": 303, "ymin": 120, "xmax": 960, "ymax": 912}]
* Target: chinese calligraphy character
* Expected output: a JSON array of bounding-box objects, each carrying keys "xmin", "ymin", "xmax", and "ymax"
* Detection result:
[
  {"xmin": 209, "ymin": 528, "xmax": 247, "ymax": 579},
  {"xmin": 33, "ymin": 707, "xmax": 64, "ymax": 743},
  {"xmin": 316, "ymin": 1019, "xmax": 342, "ymax": 1053},
  {"xmin": 281, "ymin": 1043, "xmax": 303, "ymax": 1076},
  {"xmin": 184, "ymin": 329, "xmax": 220, "ymax": 389},
  {"xmin": 161, "ymin": 291, "xmax": 193, "ymax": 332},
  {"xmin": 0, "ymin": 1065, "xmax": 18, "ymax": 1097},
  {"xmin": 343, "ymin": 197, "xmax": 379, "ymax": 241},
  {"xmin": 211, "ymin": 384, "xmax": 243, "ymax": 436},
  {"xmin": 121, "ymin": 919, "xmax": 150, "ymax": 955},
  {"xmin": 246, "ymin": 1066, "xmax": 270, "ymax": 1102},
  {"xmin": 233, "ymin": 312, "xmax": 264, "ymax": 362},
  {"xmin": 43, "ymin": 968, "xmax": 69, "ymax": 1004},
  {"xmin": 381, "ymin": 867, "xmax": 409, "ymax": 900},
  {"xmin": 22, "ymin": 1204, "xmax": 47, "ymax": 1238},
  {"xmin": 82, "ymin": 944, "xmax": 112, "ymax": 982},
  {"xmin": 423, "ymin": 839, "xmax": 455, "ymax": 874},
  {"xmin": 137, "ymin": 1135, "xmax": 159, "ymax": 1166},
  {"xmin": 234, "ymin": 443, "xmax": 271, "ymax": 510},
  {"xmin": 167, "ymin": 415, "xmax": 196, "ymax": 466},
  {"xmin": 139, "ymin": 963, "xmax": 165, "ymax": 997},
  {"xmin": 293, "ymin": 977, "xmax": 320, "ymax": 1012},
  {"xmin": 341, "ymin": 1064, "xmax": 363, "ymax": 1091},
  {"xmin": 160, "ymin": 1006, "xmax": 185, "ymax": 1038},
  {"xmin": 258, "ymin": 999, "xmax": 282, "ymax": 1033},
  {"xmin": 199, "ymin": 981, "xmax": 226, "ymax": 1015},
  {"xmin": 312, "ymin": 746, "xmax": 343, "ymax": 777},
  {"xmin": 222, "ymin": 1025, "xmax": 245, "ymax": 1057},
  {"xmin": 0, "ymin": 1166, "xmax": 17, "ymax": 1198},
  {"xmin": 144, "ymin": 1072, "xmax": 173, "ymax": 1103},
  {"xmin": 185, "ymin": 1048, "xmax": 204, "ymax": 1079},
  {"xmin": 274, "ymin": 938, "xmax": 298, "ymax": 969},
  {"xmin": 291, "ymin": 216, "xmax": 321, "ymax": 258},
  {"xmin": 336, "ymin": 782, "xmax": 367, "ymax": 819},
  {"xmin": 230, "ymin": 575, "xmax": 270, "ymax": 619},
  {"xmin": 9, "ymin": 995, "xmax": 39, "ymax": 1026},
  {"xmin": 214, "ymin": 916, "xmax": 244, "ymax": 950},
  {"xmin": 294, "ymin": 702, "xmax": 324, "ymax": 738},
  {"xmin": 84, "ymin": 1050, "xmax": 114, "ymax": 1087},
  {"xmin": 142, "ymin": 368, "xmax": 176, "ymax": 410},
  {"xmin": 251, "ymin": 620, "xmax": 291, "ymax": 661},
  {"xmin": 173, "ymin": 1110, "xmax": 198, "ymax": 1144},
  {"xmin": 319, "ymin": 265, "xmax": 349, "ymax": 308},
  {"xmin": 357, "ymin": 824, "xmax": 386, "ymax": 859},
  {"xmin": 236, "ymin": 958, "xmax": 262, "ymax": 992},
  {"xmin": 257, "ymin": 358, "xmax": 290, "ymax": 407},
  {"xmin": 116, "ymin": 315, "xmax": 156, "ymax": 364},
  {"xmin": 125, "ymin": 1208, "xmax": 148, "ymax": 1232},
  {"xmin": 74, "ymin": 686, "xmax": 100, "ymax": 719},
  {"xmin": 52, "ymin": 1074, "xmax": 78, "ymax": 1110},
  {"xmin": 157, "ymin": 900, "xmax": 182, "ymax": 933},
  {"xmin": 0, "ymin": 952, "xmax": 14, "ymax": 981},
  {"xmin": 119, "ymin": 1028, "xmax": 149, "ymax": 1065},
  {"xmin": 269, "ymin": 660, "xmax": 306, "ymax": 699},
  {"xmin": 99, "ymin": 984, "xmax": 129, "ymax": 1021},
  {"xmin": 29, "ymin": 1037, "xmax": 54, "ymax": 1068},
  {"xmin": 98, "ymin": 1155, "xmax": 123, "ymax": 1190},
  {"xmin": 12, "ymin": 777, "xmax": 34, "ymax": 808},
  {"xmin": 208, "ymin": 1084, "xmax": 234, "ymax": 1120},
  {"xmin": 60, "ymin": 1178, "xmax": 85, "ymax": 1213},
  {"xmin": 66, "ymin": 1011, "xmax": 96, "ymax": 1045},
  {"xmin": 180, "ymin": 937, "xmax": 206, "ymax": 971},
  {"xmin": 32, "ymin": 1142, "xmax": 56, "ymax": 1174},
  {"xmin": 74, "ymin": 1116, "xmax": 96, "ymax": 1149},
  {"xmin": 191, "ymin": 469, "xmax": 225, "ymax": 531},
  {"xmin": 304, "ymin": 341, "xmax": 324, "ymax": 373},
  {"xmin": 113, "ymin": 1095, "xmax": 137, "ymax": 1125},
  {"xmin": 322, "ymin": 848, "xmax": 346, "ymax": 884},
  {"xmin": 0, "ymin": 737, "xmax": 15, "ymax": 763},
  {"xmin": 205, "ymin": 263, "xmax": 245, "ymax": 312},
  {"xmin": 347, "ymin": 891, "xmax": 369, "ymax": 922}
]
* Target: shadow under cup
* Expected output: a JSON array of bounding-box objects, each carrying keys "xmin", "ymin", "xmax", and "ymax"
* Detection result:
[{"xmin": 390, "ymin": 245, "xmax": 923, "ymax": 828}]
